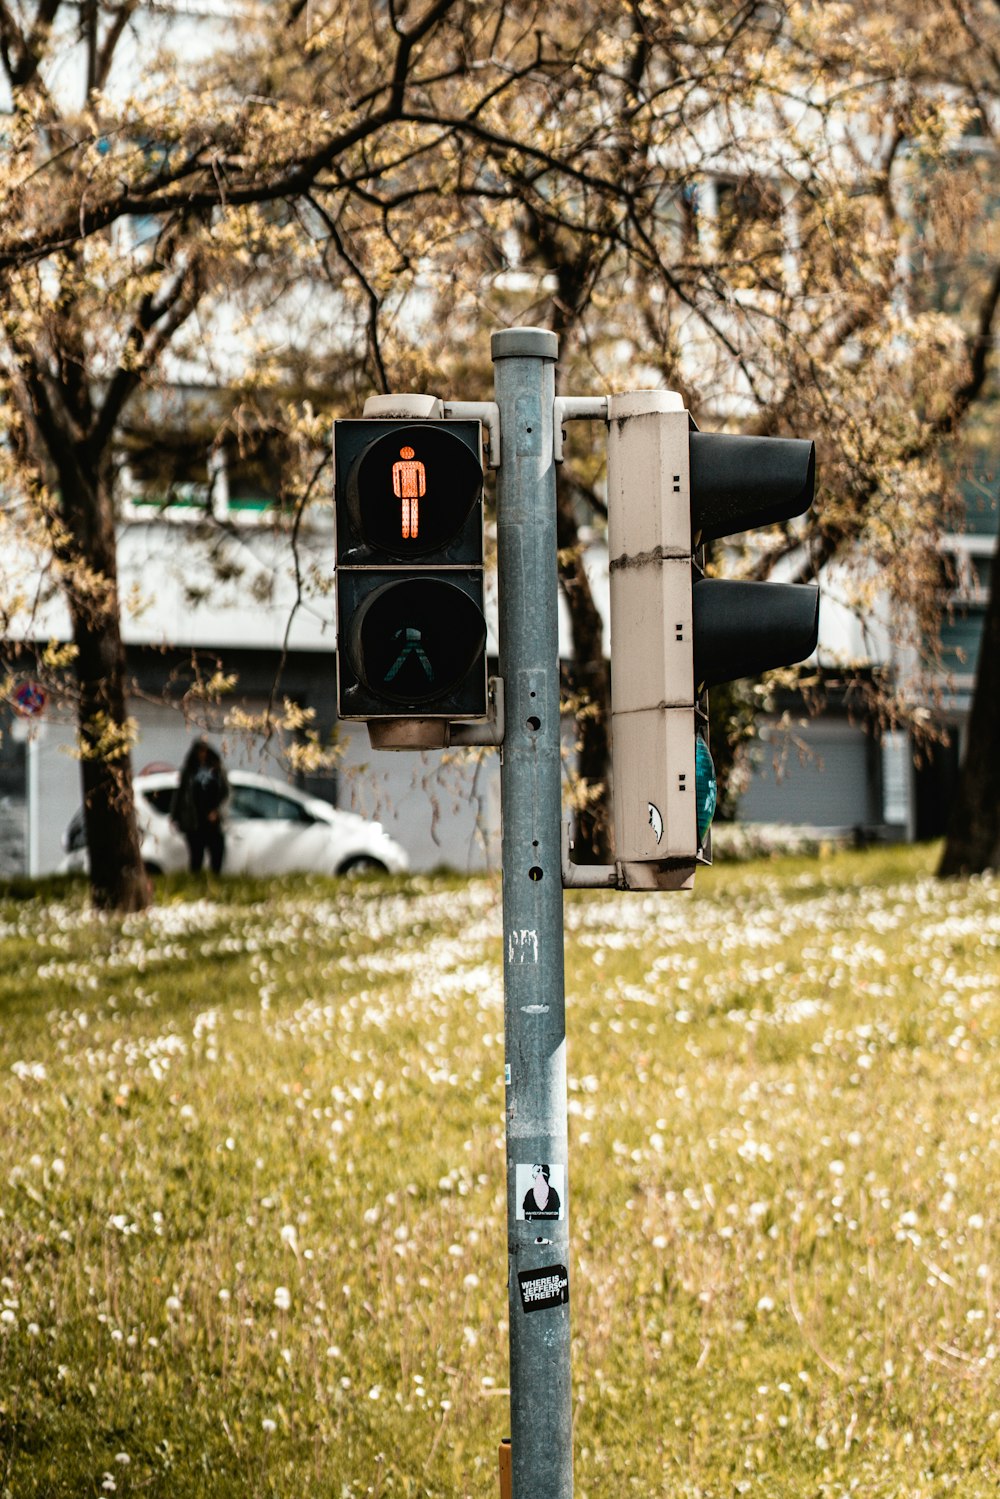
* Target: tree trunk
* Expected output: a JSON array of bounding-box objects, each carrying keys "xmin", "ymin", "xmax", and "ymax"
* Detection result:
[
  {"xmin": 73, "ymin": 612, "xmax": 150, "ymax": 912},
  {"xmin": 60, "ymin": 470, "xmax": 150, "ymax": 911},
  {"xmin": 937, "ymin": 523, "xmax": 1000, "ymax": 877}
]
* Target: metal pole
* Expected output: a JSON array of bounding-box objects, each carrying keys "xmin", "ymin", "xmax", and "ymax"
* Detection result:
[
  {"xmin": 27, "ymin": 730, "xmax": 39, "ymax": 877},
  {"xmin": 491, "ymin": 326, "xmax": 572, "ymax": 1499}
]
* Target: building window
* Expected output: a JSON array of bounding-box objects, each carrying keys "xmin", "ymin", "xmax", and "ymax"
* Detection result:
[
  {"xmin": 122, "ymin": 438, "xmax": 217, "ymax": 516},
  {"xmin": 937, "ymin": 545, "xmax": 991, "ymax": 681},
  {"xmin": 713, "ymin": 175, "xmax": 787, "ymax": 292},
  {"xmin": 225, "ymin": 430, "xmax": 286, "ymax": 516},
  {"xmin": 942, "ymin": 546, "xmax": 993, "ymax": 605},
  {"xmin": 120, "ymin": 428, "xmax": 294, "ymax": 522}
]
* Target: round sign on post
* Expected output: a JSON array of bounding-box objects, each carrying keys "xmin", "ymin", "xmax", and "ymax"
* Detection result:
[{"xmin": 13, "ymin": 681, "xmax": 47, "ymax": 718}]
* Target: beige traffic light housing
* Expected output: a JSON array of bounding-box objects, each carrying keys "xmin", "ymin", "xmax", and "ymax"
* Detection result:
[{"xmin": 607, "ymin": 392, "xmax": 703, "ymax": 891}]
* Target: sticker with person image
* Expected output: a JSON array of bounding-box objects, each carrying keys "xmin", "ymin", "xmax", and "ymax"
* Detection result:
[{"xmin": 516, "ymin": 1162, "xmax": 565, "ymax": 1222}]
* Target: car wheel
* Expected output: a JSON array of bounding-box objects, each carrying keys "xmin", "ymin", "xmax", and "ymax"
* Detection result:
[{"xmin": 338, "ymin": 856, "xmax": 388, "ymax": 877}]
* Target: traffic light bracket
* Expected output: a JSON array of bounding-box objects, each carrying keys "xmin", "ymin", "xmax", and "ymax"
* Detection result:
[
  {"xmin": 362, "ymin": 393, "xmax": 501, "ymax": 469},
  {"xmin": 367, "ymin": 674, "xmax": 505, "ymax": 749}
]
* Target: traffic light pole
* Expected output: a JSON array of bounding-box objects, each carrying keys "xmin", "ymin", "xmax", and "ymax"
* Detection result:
[
  {"xmin": 333, "ymin": 344, "xmax": 819, "ymax": 1497},
  {"xmin": 491, "ymin": 327, "xmax": 573, "ymax": 1499}
]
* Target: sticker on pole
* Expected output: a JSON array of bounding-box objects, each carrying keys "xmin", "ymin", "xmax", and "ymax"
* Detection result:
[
  {"xmin": 516, "ymin": 1163, "xmax": 565, "ymax": 1222},
  {"xmin": 517, "ymin": 1264, "xmax": 569, "ymax": 1314}
]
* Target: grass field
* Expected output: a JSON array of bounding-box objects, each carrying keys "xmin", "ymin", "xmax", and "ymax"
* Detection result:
[{"xmin": 0, "ymin": 844, "xmax": 997, "ymax": 1498}]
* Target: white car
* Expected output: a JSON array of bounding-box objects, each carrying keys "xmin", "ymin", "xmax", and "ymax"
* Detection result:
[{"xmin": 61, "ymin": 768, "xmax": 409, "ymax": 879}]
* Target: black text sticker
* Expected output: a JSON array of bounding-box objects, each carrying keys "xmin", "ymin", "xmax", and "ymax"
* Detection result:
[{"xmin": 518, "ymin": 1264, "xmax": 569, "ymax": 1314}]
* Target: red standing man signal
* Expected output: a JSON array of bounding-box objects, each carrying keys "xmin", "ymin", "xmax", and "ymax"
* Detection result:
[{"xmin": 392, "ymin": 445, "xmax": 426, "ymax": 540}]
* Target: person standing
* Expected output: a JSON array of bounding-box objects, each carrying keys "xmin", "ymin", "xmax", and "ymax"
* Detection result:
[{"xmin": 171, "ymin": 739, "xmax": 229, "ymax": 874}]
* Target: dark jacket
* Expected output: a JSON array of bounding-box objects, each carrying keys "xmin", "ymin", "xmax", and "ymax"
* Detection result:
[
  {"xmin": 171, "ymin": 748, "xmax": 229, "ymax": 835},
  {"xmin": 521, "ymin": 1186, "xmax": 561, "ymax": 1220}
]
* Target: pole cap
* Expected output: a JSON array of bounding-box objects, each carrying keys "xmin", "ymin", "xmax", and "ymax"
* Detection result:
[{"xmin": 491, "ymin": 327, "xmax": 558, "ymax": 362}]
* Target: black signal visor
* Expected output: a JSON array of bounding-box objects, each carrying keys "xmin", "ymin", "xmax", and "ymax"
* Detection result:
[
  {"xmin": 693, "ymin": 578, "xmax": 820, "ymax": 689},
  {"xmin": 690, "ymin": 433, "xmax": 815, "ymax": 545}
]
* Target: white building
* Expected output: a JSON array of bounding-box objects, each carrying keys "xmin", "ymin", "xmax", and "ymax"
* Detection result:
[{"xmin": 1, "ymin": 4, "xmax": 992, "ymax": 875}]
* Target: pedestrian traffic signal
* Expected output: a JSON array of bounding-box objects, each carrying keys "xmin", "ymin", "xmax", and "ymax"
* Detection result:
[
  {"xmin": 606, "ymin": 392, "xmax": 819, "ymax": 888},
  {"xmin": 334, "ymin": 419, "xmax": 488, "ymax": 724}
]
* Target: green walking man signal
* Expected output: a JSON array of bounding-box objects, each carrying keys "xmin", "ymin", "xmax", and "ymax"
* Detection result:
[{"xmin": 385, "ymin": 625, "xmax": 434, "ymax": 684}]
